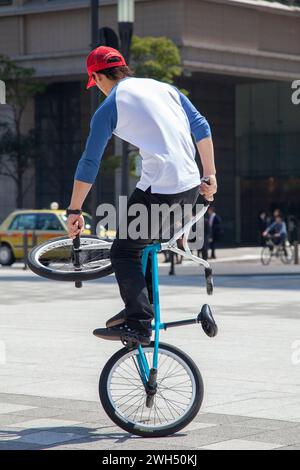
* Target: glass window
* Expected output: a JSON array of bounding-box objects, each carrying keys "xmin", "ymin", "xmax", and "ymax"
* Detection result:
[
  {"xmin": 9, "ymin": 214, "xmax": 36, "ymax": 231},
  {"xmin": 36, "ymin": 213, "xmax": 63, "ymax": 231}
]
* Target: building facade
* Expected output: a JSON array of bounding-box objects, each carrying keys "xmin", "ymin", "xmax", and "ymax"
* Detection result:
[{"xmin": 0, "ymin": 0, "xmax": 300, "ymax": 244}]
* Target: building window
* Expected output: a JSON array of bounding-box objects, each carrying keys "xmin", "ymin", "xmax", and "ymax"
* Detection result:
[{"xmin": 0, "ymin": 0, "xmax": 13, "ymax": 5}]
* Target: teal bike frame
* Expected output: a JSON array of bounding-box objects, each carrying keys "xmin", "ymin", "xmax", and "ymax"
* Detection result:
[
  {"xmin": 136, "ymin": 243, "xmax": 163, "ymax": 384},
  {"xmin": 130, "ymin": 197, "xmax": 212, "ymax": 386}
]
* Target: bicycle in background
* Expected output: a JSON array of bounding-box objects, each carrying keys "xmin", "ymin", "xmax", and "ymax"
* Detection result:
[{"xmin": 261, "ymin": 234, "xmax": 293, "ymax": 266}]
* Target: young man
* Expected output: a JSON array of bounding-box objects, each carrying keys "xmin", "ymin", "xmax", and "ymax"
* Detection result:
[
  {"xmin": 67, "ymin": 46, "xmax": 217, "ymax": 346},
  {"xmin": 263, "ymin": 215, "xmax": 287, "ymax": 246}
]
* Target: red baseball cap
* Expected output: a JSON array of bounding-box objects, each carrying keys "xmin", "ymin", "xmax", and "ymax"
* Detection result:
[{"xmin": 86, "ymin": 46, "xmax": 127, "ymax": 89}]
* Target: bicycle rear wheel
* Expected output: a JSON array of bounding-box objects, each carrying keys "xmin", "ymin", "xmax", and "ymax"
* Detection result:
[
  {"xmin": 280, "ymin": 244, "xmax": 293, "ymax": 264},
  {"xmin": 28, "ymin": 235, "xmax": 114, "ymax": 282},
  {"xmin": 99, "ymin": 342, "xmax": 204, "ymax": 437}
]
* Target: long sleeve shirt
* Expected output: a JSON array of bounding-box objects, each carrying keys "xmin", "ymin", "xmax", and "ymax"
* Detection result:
[{"xmin": 75, "ymin": 77, "xmax": 211, "ymax": 194}]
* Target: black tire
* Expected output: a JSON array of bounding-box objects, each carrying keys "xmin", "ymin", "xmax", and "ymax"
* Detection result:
[
  {"xmin": 27, "ymin": 235, "xmax": 114, "ymax": 282},
  {"xmin": 261, "ymin": 246, "xmax": 272, "ymax": 266},
  {"xmin": 0, "ymin": 243, "xmax": 15, "ymax": 266},
  {"xmin": 280, "ymin": 245, "xmax": 293, "ymax": 265},
  {"xmin": 99, "ymin": 342, "xmax": 204, "ymax": 437}
]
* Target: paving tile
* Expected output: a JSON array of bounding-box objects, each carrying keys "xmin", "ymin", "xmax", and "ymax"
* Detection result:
[
  {"xmin": 53, "ymin": 409, "xmax": 109, "ymax": 424},
  {"xmin": 244, "ymin": 407, "xmax": 300, "ymax": 423},
  {"xmin": 148, "ymin": 424, "xmax": 264, "ymax": 448},
  {"xmin": 183, "ymin": 421, "xmax": 218, "ymax": 432},
  {"xmin": 276, "ymin": 445, "xmax": 300, "ymax": 450},
  {"xmin": 204, "ymin": 397, "xmax": 300, "ymax": 417},
  {"xmin": 1, "ymin": 407, "xmax": 69, "ymax": 420},
  {"xmin": 194, "ymin": 412, "xmax": 253, "ymax": 425},
  {"xmin": 0, "ymin": 413, "xmax": 36, "ymax": 427},
  {"xmin": 199, "ymin": 439, "xmax": 283, "ymax": 450},
  {"xmin": 0, "ymin": 393, "xmax": 100, "ymax": 412},
  {"xmin": 195, "ymin": 413, "xmax": 300, "ymax": 431},
  {"xmin": 246, "ymin": 427, "xmax": 300, "ymax": 446},
  {"xmin": 5, "ymin": 418, "xmax": 81, "ymax": 431},
  {"xmin": 0, "ymin": 393, "xmax": 49, "ymax": 407},
  {"xmin": 0, "ymin": 403, "xmax": 37, "ymax": 414},
  {"xmin": 235, "ymin": 418, "xmax": 300, "ymax": 431},
  {"xmin": 52, "ymin": 439, "xmax": 193, "ymax": 451}
]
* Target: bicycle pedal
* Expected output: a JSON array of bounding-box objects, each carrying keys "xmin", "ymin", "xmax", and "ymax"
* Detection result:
[
  {"xmin": 120, "ymin": 332, "xmax": 140, "ymax": 351},
  {"xmin": 197, "ymin": 304, "xmax": 218, "ymax": 338}
]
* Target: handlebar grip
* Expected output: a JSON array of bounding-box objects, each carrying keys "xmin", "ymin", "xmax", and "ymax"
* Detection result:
[
  {"xmin": 73, "ymin": 234, "xmax": 80, "ymax": 250},
  {"xmin": 199, "ymin": 195, "xmax": 210, "ymax": 207},
  {"xmin": 200, "ymin": 177, "xmax": 211, "ymax": 207}
]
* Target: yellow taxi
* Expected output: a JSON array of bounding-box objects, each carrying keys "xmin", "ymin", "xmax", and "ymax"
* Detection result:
[{"xmin": 0, "ymin": 209, "xmax": 114, "ymax": 266}]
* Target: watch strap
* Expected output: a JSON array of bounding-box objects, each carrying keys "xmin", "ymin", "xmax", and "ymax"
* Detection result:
[{"xmin": 66, "ymin": 209, "xmax": 82, "ymax": 216}]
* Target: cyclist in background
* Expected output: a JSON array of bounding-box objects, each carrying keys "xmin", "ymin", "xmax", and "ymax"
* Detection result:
[{"xmin": 263, "ymin": 215, "xmax": 287, "ymax": 248}]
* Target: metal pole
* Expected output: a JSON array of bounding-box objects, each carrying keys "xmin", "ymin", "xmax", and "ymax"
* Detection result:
[
  {"xmin": 294, "ymin": 241, "xmax": 299, "ymax": 265},
  {"xmin": 90, "ymin": 0, "xmax": 99, "ymax": 233},
  {"xmin": 169, "ymin": 251, "xmax": 175, "ymax": 276},
  {"xmin": 118, "ymin": 21, "xmax": 133, "ymax": 196},
  {"xmin": 23, "ymin": 231, "xmax": 28, "ymax": 271}
]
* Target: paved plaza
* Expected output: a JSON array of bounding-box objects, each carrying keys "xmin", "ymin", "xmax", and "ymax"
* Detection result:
[{"xmin": 0, "ymin": 248, "xmax": 300, "ymax": 450}]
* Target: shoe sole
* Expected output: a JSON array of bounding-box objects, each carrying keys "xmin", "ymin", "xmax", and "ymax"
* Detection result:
[
  {"xmin": 93, "ymin": 330, "xmax": 120, "ymax": 341},
  {"xmin": 106, "ymin": 318, "xmax": 125, "ymax": 328},
  {"xmin": 93, "ymin": 329, "xmax": 151, "ymax": 346}
]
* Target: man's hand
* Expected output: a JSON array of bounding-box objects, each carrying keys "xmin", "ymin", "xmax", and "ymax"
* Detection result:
[
  {"xmin": 67, "ymin": 214, "xmax": 85, "ymax": 239},
  {"xmin": 200, "ymin": 175, "xmax": 217, "ymax": 202}
]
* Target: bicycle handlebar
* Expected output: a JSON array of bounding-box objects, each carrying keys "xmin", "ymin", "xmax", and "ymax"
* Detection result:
[
  {"xmin": 73, "ymin": 234, "xmax": 82, "ymax": 288},
  {"xmin": 199, "ymin": 176, "xmax": 211, "ymax": 207},
  {"xmin": 73, "ymin": 234, "xmax": 81, "ymax": 250}
]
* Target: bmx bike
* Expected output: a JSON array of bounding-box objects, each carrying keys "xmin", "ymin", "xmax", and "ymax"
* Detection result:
[
  {"xmin": 28, "ymin": 200, "xmax": 218, "ymax": 437},
  {"xmin": 261, "ymin": 235, "xmax": 293, "ymax": 266}
]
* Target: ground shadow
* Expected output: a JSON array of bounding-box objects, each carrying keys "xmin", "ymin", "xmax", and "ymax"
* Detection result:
[{"xmin": 0, "ymin": 424, "xmax": 187, "ymax": 450}]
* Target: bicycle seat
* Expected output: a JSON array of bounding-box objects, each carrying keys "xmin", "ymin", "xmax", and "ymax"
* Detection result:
[{"xmin": 197, "ymin": 304, "xmax": 218, "ymax": 338}]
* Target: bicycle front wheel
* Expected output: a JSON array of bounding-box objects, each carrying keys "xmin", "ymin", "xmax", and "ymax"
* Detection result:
[
  {"xmin": 261, "ymin": 246, "xmax": 272, "ymax": 265},
  {"xmin": 99, "ymin": 342, "xmax": 204, "ymax": 437},
  {"xmin": 28, "ymin": 235, "xmax": 114, "ymax": 282}
]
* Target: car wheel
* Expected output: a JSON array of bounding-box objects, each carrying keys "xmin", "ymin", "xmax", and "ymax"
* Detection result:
[{"xmin": 0, "ymin": 244, "xmax": 15, "ymax": 266}]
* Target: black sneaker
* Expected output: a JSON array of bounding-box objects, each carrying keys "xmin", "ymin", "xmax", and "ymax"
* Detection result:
[
  {"xmin": 106, "ymin": 310, "xmax": 125, "ymax": 328},
  {"xmin": 106, "ymin": 308, "xmax": 154, "ymax": 329},
  {"xmin": 93, "ymin": 324, "xmax": 152, "ymax": 347}
]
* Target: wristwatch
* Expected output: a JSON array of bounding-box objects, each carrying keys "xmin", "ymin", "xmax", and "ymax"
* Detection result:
[{"xmin": 66, "ymin": 208, "xmax": 82, "ymax": 216}]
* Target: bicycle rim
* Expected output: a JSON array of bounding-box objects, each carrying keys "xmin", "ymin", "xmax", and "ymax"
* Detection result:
[
  {"xmin": 105, "ymin": 346, "xmax": 197, "ymax": 431},
  {"xmin": 28, "ymin": 236, "xmax": 113, "ymax": 280}
]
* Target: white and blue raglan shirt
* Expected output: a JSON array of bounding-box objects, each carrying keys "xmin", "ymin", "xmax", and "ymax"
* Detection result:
[{"xmin": 75, "ymin": 77, "xmax": 211, "ymax": 194}]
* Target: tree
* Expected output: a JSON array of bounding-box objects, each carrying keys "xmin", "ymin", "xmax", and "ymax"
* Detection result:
[
  {"xmin": 0, "ymin": 55, "xmax": 45, "ymax": 208},
  {"xmin": 130, "ymin": 36, "xmax": 183, "ymax": 85}
]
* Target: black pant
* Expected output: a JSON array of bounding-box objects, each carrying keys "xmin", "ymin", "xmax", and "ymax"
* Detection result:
[
  {"xmin": 210, "ymin": 239, "xmax": 216, "ymax": 258},
  {"xmin": 110, "ymin": 185, "xmax": 199, "ymax": 334}
]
